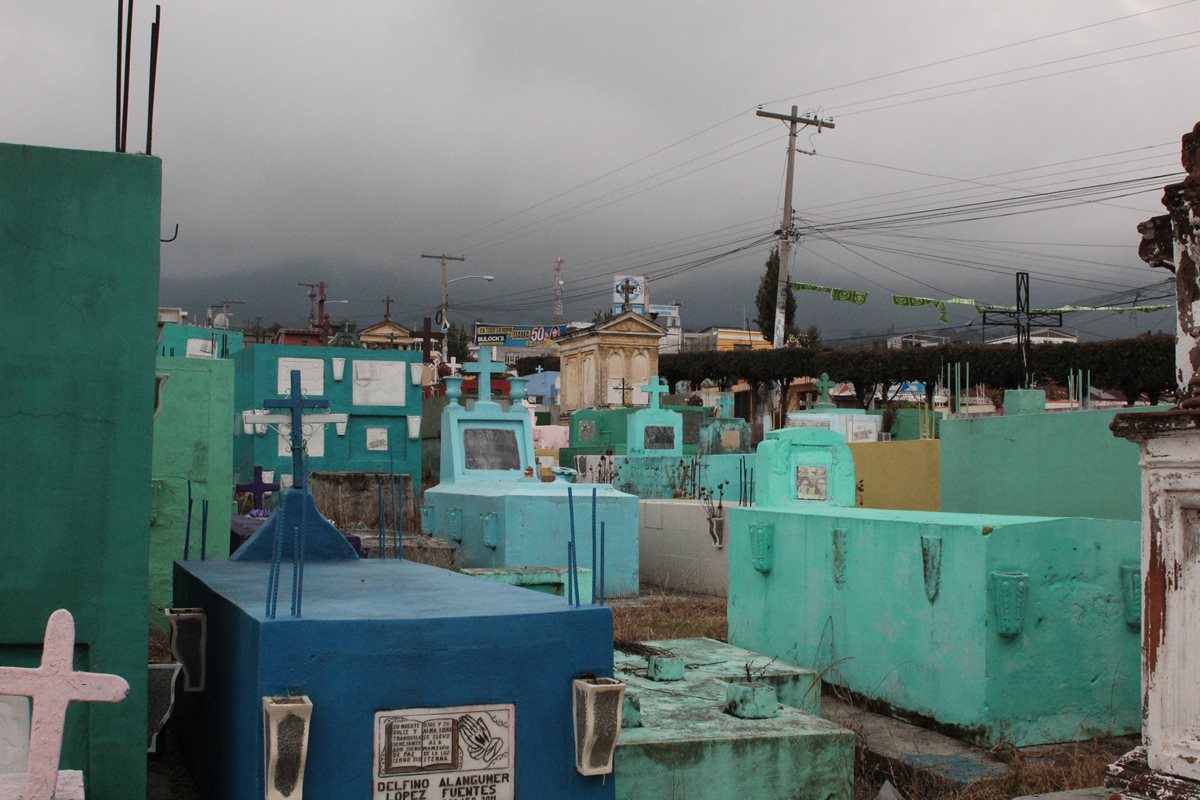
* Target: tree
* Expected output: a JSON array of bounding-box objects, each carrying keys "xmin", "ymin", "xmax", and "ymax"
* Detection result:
[
  {"xmin": 797, "ymin": 324, "xmax": 821, "ymax": 349},
  {"xmin": 754, "ymin": 247, "xmax": 796, "ymax": 343},
  {"xmin": 446, "ymin": 321, "xmax": 470, "ymax": 362}
]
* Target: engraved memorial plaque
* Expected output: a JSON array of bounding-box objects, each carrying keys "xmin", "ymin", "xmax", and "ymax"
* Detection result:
[
  {"xmin": 373, "ymin": 703, "xmax": 514, "ymax": 800},
  {"xmin": 463, "ymin": 428, "xmax": 521, "ymax": 471}
]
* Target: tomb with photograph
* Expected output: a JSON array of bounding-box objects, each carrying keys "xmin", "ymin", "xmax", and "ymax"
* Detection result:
[
  {"xmin": 422, "ymin": 349, "xmax": 641, "ymax": 596},
  {"xmin": 727, "ymin": 425, "xmax": 1143, "ymax": 747}
]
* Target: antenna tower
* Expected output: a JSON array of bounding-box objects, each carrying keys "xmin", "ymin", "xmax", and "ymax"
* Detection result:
[{"xmin": 553, "ymin": 258, "xmax": 565, "ymax": 324}]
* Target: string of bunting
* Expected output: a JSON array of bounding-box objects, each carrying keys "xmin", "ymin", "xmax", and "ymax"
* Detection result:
[
  {"xmin": 789, "ymin": 281, "xmax": 868, "ymax": 305},
  {"xmin": 787, "ymin": 278, "xmax": 1166, "ymax": 322},
  {"xmin": 892, "ymin": 294, "xmax": 1168, "ymax": 323}
]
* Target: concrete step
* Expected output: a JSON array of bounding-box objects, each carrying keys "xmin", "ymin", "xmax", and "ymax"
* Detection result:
[
  {"xmin": 615, "ymin": 638, "xmax": 854, "ymax": 800},
  {"xmin": 821, "ymin": 695, "xmax": 1009, "ymax": 787}
]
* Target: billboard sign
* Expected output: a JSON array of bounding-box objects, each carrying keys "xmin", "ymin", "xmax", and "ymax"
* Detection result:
[
  {"xmin": 473, "ymin": 323, "xmax": 568, "ymax": 348},
  {"xmin": 612, "ymin": 275, "xmax": 647, "ymax": 305}
]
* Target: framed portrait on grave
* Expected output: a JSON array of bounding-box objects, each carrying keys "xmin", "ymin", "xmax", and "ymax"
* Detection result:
[
  {"xmin": 643, "ymin": 425, "xmax": 675, "ymax": 450},
  {"xmin": 373, "ymin": 704, "xmax": 514, "ymax": 800},
  {"xmin": 796, "ymin": 466, "xmax": 827, "ymax": 500}
]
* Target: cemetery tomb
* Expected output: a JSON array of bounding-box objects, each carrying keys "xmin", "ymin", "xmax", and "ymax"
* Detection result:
[
  {"xmin": 150, "ymin": 355, "xmax": 235, "ymax": 624},
  {"xmin": 613, "ymin": 638, "xmax": 853, "ymax": 800},
  {"xmin": 727, "ymin": 427, "xmax": 1141, "ymax": 746},
  {"xmin": 696, "ymin": 392, "xmax": 753, "ymax": 456},
  {"xmin": 1, "ymin": 142, "xmax": 160, "ymax": 798},
  {"xmin": 422, "ymin": 351, "xmax": 641, "ymax": 595},
  {"xmin": 173, "ymin": 558, "xmax": 616, "ymax": 799},
  {"xmin": 157, "ymin": 321, "xmax": 244, "ymax": 360},
  {"xmin": 234, "ymin": 343, "xmax": 423, "ymax": 493},
  {"xmin": 174, "ymin": 366, "xmax": 617, "ymax": 798}
]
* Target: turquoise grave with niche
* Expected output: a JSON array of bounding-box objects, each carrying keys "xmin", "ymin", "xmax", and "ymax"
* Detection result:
[
  {"xmin": 786, "ymin": 374, "xmax": 882, "ymax": 443},
  {"xmin": 726, "ymin": 419, "xmax": 1141, "ymax": 746},
  {"xmin": 233, "ymin": 343, "xmax": 423, "ymax": 488},
  {"xmin": 422, "ymin": 349, "xmax": 641, "ymax": 595},
  {"xmin": 158, "ymin": 322, "xmax": 244, "ymax": 360}
]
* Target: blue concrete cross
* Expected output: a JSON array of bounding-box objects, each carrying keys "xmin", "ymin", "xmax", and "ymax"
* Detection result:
[
  {"xmin": 235, "ymin": 466, "xmax": 280, "ymax": 511},
  {"xmin": 815, "ymin": 372, "xmax": 836, "ymax": 404},
  {"xmin": 264, "ymin": 370, "xmax": 329, "ymax": 490},
  {"xmin": 463, "ymin": 347, "xmax": 508, "ymax": 405},
  {"xmin": 641, "ymin": 376, "xmax": 669, "ymax": 410}
]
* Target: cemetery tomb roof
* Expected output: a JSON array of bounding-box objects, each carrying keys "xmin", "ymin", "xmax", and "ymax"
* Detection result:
[{"xmin": 177, "ymin": 559, "xmax": 598, "ymax": 622}]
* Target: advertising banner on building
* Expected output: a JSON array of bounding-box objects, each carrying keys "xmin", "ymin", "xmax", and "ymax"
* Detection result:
[{"xmin": 473, "ymin": 323, "xmax": 568, "ymax": 347}]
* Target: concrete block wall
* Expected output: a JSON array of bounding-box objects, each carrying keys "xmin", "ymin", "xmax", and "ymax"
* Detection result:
[{"xmin": 639, "ymin": 500, "xmax": 728, "ymax": 596}]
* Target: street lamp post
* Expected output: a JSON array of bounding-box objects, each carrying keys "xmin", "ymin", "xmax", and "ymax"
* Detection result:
[{"xmin": 444, "ymin": 275, "xmax": 495, "ymax": 335}]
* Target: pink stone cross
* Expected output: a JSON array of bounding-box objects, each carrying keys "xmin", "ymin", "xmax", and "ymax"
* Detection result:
[{"xmin": 0, "ymin": 609, "xmax": 129, "ymax": 800}]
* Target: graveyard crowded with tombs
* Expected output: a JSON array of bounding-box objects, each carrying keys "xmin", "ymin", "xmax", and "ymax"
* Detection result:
[{"xmin": 3, "ymin": 104, "xmax": 1200, "ymax": 799}]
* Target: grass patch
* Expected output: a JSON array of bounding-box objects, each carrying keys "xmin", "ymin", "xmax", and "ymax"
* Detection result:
[{"xmin": 610, "ymin": 586, "xmax": 726, "ymax": 643}]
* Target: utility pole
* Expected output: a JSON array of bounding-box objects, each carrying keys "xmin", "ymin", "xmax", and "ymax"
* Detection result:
[
  {"xmin": 981, "ymin": 271, "xmax": 1063, "ymax": 389},
  {"xmin": 756, "ymin": 105, "xmax": 834, "ymax": 349},
  {"xmin": 421, "ymin": 253, "xmax": 466, "ymax": 334},
  {"xmin": 553, "ymin": 257, "xmax": 565, "ymax": 324}
]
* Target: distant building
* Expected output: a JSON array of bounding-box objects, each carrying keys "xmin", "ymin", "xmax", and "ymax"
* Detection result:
[
  {"xmin": 698, "ymin": 327, "xmax": 773, "ymax": 352},
  {"xmin": 359, "ymin": 318, "xmax": 415, "ymax": 350},
  {"xmin": 887, "ymin": 333, "xmax": 949, "ymax": 349},
  {"xmin": 987, "ymin": 330, "xmax": 1078, "ymax": 346}
]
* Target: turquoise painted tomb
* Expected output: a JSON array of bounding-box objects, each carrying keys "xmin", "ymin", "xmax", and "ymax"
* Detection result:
[
  {"xmin": 726, "ymin": 427, "xmax": 1141, "ymax": 746},
  {"xmin": 422, "ymin": 350, "xmax": 641, "ymax": 596},
  {"xmin": 234, "ymin": 343, "xmax": 422, "ymax": 489}
]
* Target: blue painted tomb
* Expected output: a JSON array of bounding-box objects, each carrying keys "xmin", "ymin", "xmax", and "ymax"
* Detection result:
[{"xmin": 422, "ymin": 350, "xmax": 641, "ymax": 596}]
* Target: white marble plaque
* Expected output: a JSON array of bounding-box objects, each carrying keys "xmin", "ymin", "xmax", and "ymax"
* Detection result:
[
  {"xmin": 373, "ymin": 703, "xmax": 514, "ymax": 800},
  {"xmin": 367, "ymin": 427, "xmax": 389, "ymax": 452},
  {"xmin": 184, "ymin": 338, "xmax": 214, "ymax": 359},
  {"xmin": 277, "ymin": 423, "xmax": 325, "ymax": 458},
  {"xmin": 277, "ymin": 358, "xmax": 325, "ymax": 396},
  {"xmin": 352, "ymin": 360, "xmax": 407, "ymax": 407}
]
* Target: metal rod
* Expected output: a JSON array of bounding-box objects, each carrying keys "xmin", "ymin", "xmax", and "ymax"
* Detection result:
[
  {"xmin": 145, "ymin": 6, "xmax": 160, "ymax": 155},
  {"xmin": 200, "ymin": 499, "xmax": 208, "ymax": 561},
  {"xmin": 267, "ymin": 494, "xmax": 287, "ymax": 618},
  {"xmin": 374, "ymin": 479, "xmax": 384, "ymax": 561},
  {"xmin": 183, "ymin": 480, "xmax": 192, "ymax": 559},
  {"xmin": 599, "ymin": 521, "xmax": 606, "ymax": 606},
  {"xmin": 115, "ymin": 0, "xmax": 123, "ymax": 150},
  {"xmin": 292, "ymin": 475, "xmax": 308, "ymax": 617},
  {"xmin": 120, "ymin": 0, "xmax": 134, "ymax": 152},
  {"xmin": 591, "ymin": 488, "xmax": 597, "ymax": 604},
  {"xmin": 567, "ymin": 541, "xmax": 576, "ymax": 606},
  {"xmin": 389, "ymin": 448, "xmax": 398, "ymax": 559}
]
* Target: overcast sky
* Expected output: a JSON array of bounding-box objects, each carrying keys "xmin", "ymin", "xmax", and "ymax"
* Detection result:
[{"xmin": 3, "ymin": 0, "xmax": 1195, "ymax": 343}]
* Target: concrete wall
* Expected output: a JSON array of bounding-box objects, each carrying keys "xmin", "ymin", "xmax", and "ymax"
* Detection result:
[
  {"xmin": 640, "ymin": 500, "xmax": 729, "ymax": 595},
  {"xmin": 727, "ymin": 504, "xmax": 1141, "ymax": 746},
  {"xmin": 150, "ymin": 357, "xmax": 235, "ymax": 626},
  {"xmin": 850, "ymin": 439, "xmax": 941, "ymax": 511},
  {"xmin": 939, "ymin": 406, "xmax": 1164, "ymax": 521},
  {"xmin": 0, "ymin": 143, "xmax": 159, "ymax": 798}
]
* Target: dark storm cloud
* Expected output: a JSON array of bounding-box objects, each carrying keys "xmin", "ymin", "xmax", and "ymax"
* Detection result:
[{"xmin": 1, "ymin": 0, "xmax": 1192, "ymax": 339}]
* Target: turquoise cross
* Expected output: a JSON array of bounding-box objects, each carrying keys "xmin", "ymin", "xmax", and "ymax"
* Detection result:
[
  {"xmin": 640, "ymin": 376, "xmax": 669, "ymax": 410},
  {"xmin": 815, "ymin": 372, "xmax": 836, "ymax": 404},
  {"xmin": 464, "ymin": 347, "xmax": 508, "ymax": 405}
]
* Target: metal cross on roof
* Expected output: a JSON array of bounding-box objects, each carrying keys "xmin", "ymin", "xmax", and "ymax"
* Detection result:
[
  {"xmin": 0, "ymin": 609, "xmax": 128, "ymax": 800},
  {"xmin": 264, "ymin": 370, "xmax": 329, "ymax": 491},
  {"xmin": 641, "ymin": 376, "xmax": 669, "ymax": 410},
  {"xmin": 815, "ymin": 373, "xmax": 836, "ymax": 404},
  {"xmin": 463, "ymin": 347, "xmax": 507, "ymax": 406},
  {"xmin": 235, "ymin": 466, "xmax": 280, "ymax": 511}
]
